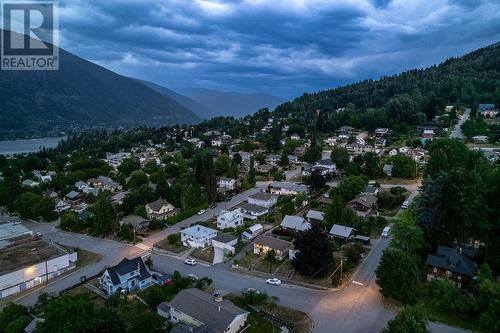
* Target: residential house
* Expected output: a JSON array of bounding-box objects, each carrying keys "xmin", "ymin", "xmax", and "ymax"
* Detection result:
[
  {"xmin": 111, "ymin": 191, "xmax": 128, "ymax": 205},
  {"xmin": 324, "ymin": 137, "xmax": 337, "ymax": 147},
  {"xmin": 256, "ymin": 163, "xmax": 274, "ymax": 174},
  {"xmin": 253, "ymin": 235, "xmax": 292, "ymax": 260},
  {"xmin": 157, "ymin": 288, "xmax": 249, "ymax": 333},
  {"xmin": 422, "ymin": 129, "xmax": 435, "ymax": 139},
  {"xmin": 55, "ymin": 200, "xmax": 71, "ymax": 213},
  {"xmin": 217, "ymin": 209, "xmax": 244, "ymax": 230},
  {"xmin": 87, "ymin": 177, "xmax": 102, "ymax": 188},
  {"xmin": 374, "ymin": 128, "xmax": 389, "ymax": 137},
  {"xmin": 42, "ymin": 189, "xmax": 58, "ymax": 199},
  {"xmin": 181, "ymin": 225, "xmax": 218, "ymax": 248},
  {"xmin": 356, "ymin": 136, "xmax": 366, "ymax": 146},
  {"xmin": 217, "ymin": 177, "xmax": 236, "ymax": 193},
  {"xmin": 21, "ymin": 179, "xmax": 39, "ymax": 188},
  {"xmin": 65, "ymin": 191, "xmax": 84, "ymax": 205},
  {"xmin": 329, "ymin": 224, "xmax": 355, "ymax": 240},
  {"xmin": 399, "ymin": 146, "xmax": 410, "ymax": 154},
  {"xmin": 269, "ymin": 181, "xmax": 308, "ymax": 196},
  {"xmin": 382, "ymin": 164, "xmax": 393, "ymax": 177},
  {"xmin": 33, "ymin": 170, "xmax": 54, "ymax": 182},
  {"xmin": 290, "ymin": 134, "xmax": 301, "ymax": 141},
  {"xmin": 105, "ymin": 152, "xmax": 131, "ymax": 169},
  {"xmin": 479, "ymin": 103, "xmax": 498, "ymax": 118},
  {"xmin": 361, "ymin": 185, "xmax": 379, "ymax": 196},
  {"xmin": 120, "ymin": 215, "xmax": 150, "ymax": 232},
  {"xmin": 312, "ymin": 159, "xmax": 336, "ymax": 176},
  {"xmin": 388, "ymin": 149, "xmax": 398, "ymax": 157},
  {"xmin": 281, "ymin": 215, "xmax": 311, "ymax": 232},
  {"xmin": 99, "ymin": 257, "xmax": 152, "ymax": 295},
  {"xmin": 347, "ymin": 195, "xmax": 378, "ymax": 218},
  {"xmin": 426, "ymin": 246, "xmax": 477, "ymax": 288},
  {"xmin": 247, "ymin": 192, "xmax": 277, "ymax": 208},
  {"xmin": 212, "ymin": 234, "xmax": 238, "ymax": 264},
  {"xmin": 238, "ymin": 202, "xmax": 269, "ymax": 220},
  {"xmin": 305, "ymin": 210, "xmax": 324, "ymax": 223},
  {"xmin": 74, "ymin": 181, "xmax": 88, "ymax": 191},
  {"xmin": 345, "ymin": 143, "xmax": 363, "ymax": 155},
  {"xmin": 287, "ymin": 155, "xmax": 299, "ymax": 164},
  {"xmin": 146, "ymin": 199, "xmax": 180, "ymax": 220},
  {"xmin": 265, "ymin": 154, "xmax": 280, "ymax": 165},
  {"xmin": 293, "ymin": 146, "xmax": 306, "ymax": 157},
  {"xmin": 97, "ymin": 176, "xmax": 121, "ymax": 192},
  {"xmin": 337, "ymin": 126, "xmax": 354, "ymax": 136},
  {"xmin": 412, "ymin": 147, "xmax": 426, "ymax": 162},
  {"xmin": 241, "ymin": 224, "xmax": 263, "ymax": 241},
  {"xmin": 472, "ymin": 135, "xmax": 488, "ymax": 143}
]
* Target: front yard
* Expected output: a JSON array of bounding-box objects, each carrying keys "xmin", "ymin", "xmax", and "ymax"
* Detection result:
[
  {"xmin": 191, "ymin": 246, "xmax": 214, "ymax": 263},
  {"xmin": 155, "ymin": 237, "xmax": 188, "ymax": 254}
]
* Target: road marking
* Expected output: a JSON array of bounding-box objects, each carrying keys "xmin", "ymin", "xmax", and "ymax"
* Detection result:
[
  {"xmin": 135, "ymin": 243, "xmax": 151, "ymax": 251},
  {"xmin": 352, "ymin": 280, "xmax": 364, "ymax": 286}
]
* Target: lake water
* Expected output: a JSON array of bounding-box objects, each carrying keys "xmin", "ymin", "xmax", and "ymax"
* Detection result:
[{"xmin": 0, "ymin": 137, "xmax": 65, "ymax": 156}]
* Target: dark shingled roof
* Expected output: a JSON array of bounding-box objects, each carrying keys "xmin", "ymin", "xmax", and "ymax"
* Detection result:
[
  {"xmin": 248, "ymin": 192, "xmax": 276, "ymax": 201},
  {"xmin": 105, "ymin": 257, "xmax": 151, "ymax": 285},
  {"xmin": 167, "ymin": 288, "xmax": 248, "ymax": 333},
  {"xmin": 238, "ymin": 202, "xmax": 269, "ymax": 214},
  {"xmin": 212, "ymin": 234, "xmax": 237, "ymax": 244},
  {"xmin": 426, "ymin": 246, "xmax": 476, "ymax": 277},
  {"xmin": 146, "ymin": 198, "xmax": 171, "ymax": 212},
  {"xmin": 254, "ymin": 235, "xmax": 292, "ymax": 252}
]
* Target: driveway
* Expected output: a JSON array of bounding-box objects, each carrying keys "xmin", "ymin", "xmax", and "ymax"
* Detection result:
[{"xmin": 450, "ymin": 108, "xmax": 470, "ymax": 139}]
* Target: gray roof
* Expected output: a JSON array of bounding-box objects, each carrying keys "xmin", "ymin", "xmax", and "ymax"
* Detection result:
[
  {"xmin": 254, "ymin": 235, "xmax": 292, "ymax": 252},
  {"xmin": 316, "ymin": 159, "xmax": 335, "ymax": 166},
  {"xmin": 65, "ymin": 191, "xmax": 81, "ymax": 199},
  {"xmin": 238, "ymin": 202, "xmax": 269, "ymax": 214},
  {"xmin": 167, "ymin": 288, "xmax": 248, "ymax": 333},
  {"xmin": 270, "ymin": 181, "xmax": 308, "ymax": 193},
  {"xmin": 146, "ymin": 198, "xmax": 171, "ymax": 212},
  {"xmin": 363, "ymin": 185, "xmax": 378, "ymax": 194},
  {"xmin": 212, "ymin": 234, "xmax": 237, "ymax": 244},
  {"xmin": 306, "ymin": 210, "xmax": 324, "ymax": 221},
  {"xmin": 348, "ymin": 195, "xmax": 377, "ymax": 208},
  {"xmin": 105, "ymin": 257, "xmax": 151, "ymax": 286},
  {"xmin": 281, "ymin": 215, "xmax": 311, "ymax": 232},
  {"xmin": 120, "ymin": 215, "xmax": 149, "ymax": 228},
  {"xmin": 248, "ymin": 192, "xmax": 277, "ymax": 202},
  {"xmin": 426, "ymin": 246, "xmax": 476, "ymax": 276},
  {"xmin": 329, "ymin": 224, "xmax": 354, "ymax": 239}
]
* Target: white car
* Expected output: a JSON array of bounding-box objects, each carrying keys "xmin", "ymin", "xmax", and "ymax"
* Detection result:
[
  {"xmin": 184, "ymin": 258, "xmax": 198, "ymax": 266},
  {"xmin": 197, "ymin": 209, "xmax": 206, "ymax": 215},
  {"xmin": 401, "ymin": 200, "xmax": 409, "ymax": 209},
  {"xmin": 266, "ymin": 278, "xmax": 282, "ymax": 286},
  {"xmin": 187, "ymin": 274, "xmax": 199, "ymax": 280}
]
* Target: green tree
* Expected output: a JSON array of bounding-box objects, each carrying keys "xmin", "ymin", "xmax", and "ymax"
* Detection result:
[
  {"xmin": 390, "ymin": 154, "xmax": 417, "ymax": 178},
  {"xmin": 92, "ymin": 194, "xmax": 116, "ymax": 236},
  {"xmin": 363, "ymin": 152, "xmax": 381, "ymax": 179},
  {"xmin": 128, "ymin": 170, "xmax": 148, "ymax": 189},
  {"xmin": 330, "ymin": 147, "xmax": 349, "ymax": 169},
  {"xmin": 215, "ymin": 154, "xmax": 232, "ymax": 176},
  {"xmin": 381, "ymin": 306, "xmax": 429, "ymax": 333},
  {"xmin": 375, "ymin": 248, "xmax": 421, "ymax": 304},
  {"xmin": 333, "ymin": 175, "xmax": 368, "ymax": 202},
  {"xmin": 302, "ymin": 145, "xmax": 321, "ymax": 164},
  {"xmin": 391, "ymin": 211, "xmax": 424, "ymax": 255},
  {"xmin": 292, "ymin": 222, "xmax": 334, "ymax": 277},
  {"xmin": 0, "ymin": 303, "xmax": 31, "ymax": 333},
  {"xmin": 117, "ymin": 158, "xmax": 140, "ymax": 176},
  {"xmin": 264, "ymin": 249, "xmax": 279, "ymax": 273}
]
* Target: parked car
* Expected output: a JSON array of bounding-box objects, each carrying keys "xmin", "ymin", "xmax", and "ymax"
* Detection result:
[
  {"xmin": 381, "ymin": 226, "xmax": 392, "ymax": 238},
  {"xmin": 210, "ymin": 203, "xmax": 217, "ymax": 209},
  {"xmin": 266, "ymin": 278, "xmax": 282, "ymax": 286},
  {"xmin": 34, "ymin": 232, "xmax": 42, "ymax": 239},
  {"xmin": 354, "ymin": 235, "xmax": 371, "ymax": 245},
  {"xmin": 187, "ymin": 274, "xmax": 199, "ymax": 280},
  {"xmin": 241, "ymin": 288, "xmax": 260, "ymax": 295},
  {"xmin": 197, "ymin": 209, "xmax": 206, "ymax": 215},
  {"xmin": 184, "ymin": 258, "xmax": 198, "ymax": 266},
  {"xmin": 401, "ymin": 200, "xmax": 409, "ymax": 209},
  {"xmin": 212, "ymin": 289, "xmax": 222, "ymax": 297}
]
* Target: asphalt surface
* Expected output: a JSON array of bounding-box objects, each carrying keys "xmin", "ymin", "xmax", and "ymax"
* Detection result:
[{"xmin": 450, "ymin": 108, "xmax": 470, "ymax": 139}]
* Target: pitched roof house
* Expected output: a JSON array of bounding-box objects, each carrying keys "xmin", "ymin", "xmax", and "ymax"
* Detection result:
[
  {"xmin": 305, "ymin": 210, "xmax": 324, "ymax": 223},
  {"xmin": 181, "ymin": 225, "xmax": 218, "ymax": 248},
  {"xmin": 247, "ymin": 192, "xmax": 278, "ymax": 208},
  {"xmin": 347, "ymin": 195, "xmax": 378, "ymax": 218},
  {"xmin": 281, "ymin": 215, "xmax": 311, "ymax": 232},
  {"xmin": 99, "ymin": 257, "xmax": 152, "ymax": 295},
  {"xmin": 329, "ymin": 224, "xmax": 355, "ymax": 240},
  {"xmin": 146, "ymin": 199, "xmax": 180, "ymax": 220},
  {"xmin": 269, "ymin": 181, "xmax": 309, "ymax": 196},
  {"xmin": 426, "ymin": 246, "xmax": 477, "ymax": 288},
  {"xmin": 157, "ymin": 288, "xmax": 248, "ymax": 333},
  {"xmin": 253, "ymin": 235, "xmax": 292, "ymax": 260},
  {"xmin": 216, "ymin": 209, "xmax": 244, "ymax": 230}
]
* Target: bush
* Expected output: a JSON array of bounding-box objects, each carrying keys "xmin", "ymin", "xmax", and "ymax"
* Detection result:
[
  {"xmin": 244, "ymin": 291, "xmax": 268, "ymax": 305},
  {"xmin": 165, "ymin": 203, "xmax": 209, "ymax": 225}
]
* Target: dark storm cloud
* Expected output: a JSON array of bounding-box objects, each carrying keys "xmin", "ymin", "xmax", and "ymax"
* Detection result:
[{"xmin": 57, "ymin": 0, "xmax": 500, "ymax": 98}]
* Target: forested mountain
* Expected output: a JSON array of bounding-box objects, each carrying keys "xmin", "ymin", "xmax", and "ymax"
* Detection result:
[
  {"xmin": 0, "ymin": 31, "xmax": 200, "ymax": 139},
  {"xmin": 177, "ymin": 87, "xmax": 285, "ymax": 118},
  {"xmin": 272, "ymin": 42, "xmax": 500, "ymax": 132},
  {"xmin": 138, "ymin": 80, "xmax": 213, "ymax": 119}
]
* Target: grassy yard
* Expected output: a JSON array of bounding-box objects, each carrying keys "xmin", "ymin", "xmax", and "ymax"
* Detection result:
[
  {"xmin": 421, "ymin": 299, "xmax": 480, "ymax": 332},
  {"xmin": 155, "ymin": 237, "xmax": 188, "ymax": 253},
  {"xmin": 237, "ymin": 252, "xmax": 276, "ymax": 273},
  {"xmin": 75, "ymin": 248, "xmax": 100, "ymax": 267},
  {"xmin": 228, "ymin": 295, "xmax": 277, "ymax": 333},
  {"xmin": 191, "ymin": 246, "xmax": 214, "ymax": 263}
]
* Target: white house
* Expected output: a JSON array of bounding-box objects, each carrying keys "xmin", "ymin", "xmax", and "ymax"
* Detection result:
[
  {"xmin": 305, "ymin": 210, "xmax": 324, "ymax": 223},
  {"xmin": 55, "ymin": 200, "xmax": 71, "ymax": 213},
  {"xmin": 105, "ymin": 152, "xmax": 131, "ymax": 169},
  {"xmin": 181, "ymin": 225, "xmax": 218, "ymax": 248},
  {"xmin": 212, "ymin": 234, "xmax": 238, "ymax": 264},
  {"xmin": 157, "ymin": 288, "xmax": 249, "ymax": 333},
  {"xmin": 281, "ymin": 215, "xmax": 311, "ymax": 232},
  {"xmin": 217, "ymin": 177, "xmax": 236, "ymax": 192},
  {"xmin": 99, "ymin": 257, "xmax": 152, "ymax": 295},
  {"xmin": 217, "ymin": 209, "xmax": 244, "ymax": 229},
  {"xmin": 21, "ymin": 179, "xmax": 39, "ymax": 188},
  {"xmin": 247, "ymin": 192, "xmax": 278, "ymax": 208},
  {"xmin": 0, "ymin": 240, "xmax": 77, "ymax": 299},
  {"xmin": 388, "ymin": 149, "xmax": 398, "ymax": 156},
  {"xmin": 146, "ymin": 199, "xmax": 180, "ymax": 220},
  {"xmin": 242, "ymin": 224, "xmax": 264, "ymax": 241},
  {"xmin": 312, "ymin": 159, "xmax": 337, "ymax": 176},
  {"xmin": 269, "ymin": 181, "xmax": 308, "ymax": 196},
  {"xmin": 324, "ymin": 137, "xmax": 337, "ymax": 147}
]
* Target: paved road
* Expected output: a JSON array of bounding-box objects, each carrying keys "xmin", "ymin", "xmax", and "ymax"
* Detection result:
[{"xmin": 450, "ymin": 108, "xmax": 470, "ymax": 139}]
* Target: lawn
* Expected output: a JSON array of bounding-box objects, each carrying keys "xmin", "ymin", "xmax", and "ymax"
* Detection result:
[
  {"xmin": 421, "ymin": 299, "xmax": 480, "ymax": 332},
  {"xmin": 227, "ymin": 295, "xmax": 277, "ymax": 333},
  {"xmin": 155, "ymin": 237, "xmax": 188, "ymax": 253},
  {"xmin": 191, "ymin": 246, "xmax": 214, "ymax": 263},
  {"xmin": 75, "ymin": 248, "xmax": 100, "ymax": 267}
]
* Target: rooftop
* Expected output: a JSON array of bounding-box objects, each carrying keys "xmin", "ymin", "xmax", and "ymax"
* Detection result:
[
  {"xmin": 0, "ymin": 222, "xmax": 32, "ymax": 241},
  {"xmin": 165, "ymin": 288, "xmax": 248, "ymax": 333},
  {"xmin": 248, "ymin": 192, "xmax": 277, "ymax": 202},
  {"xmin": 182, "ymin": 225, "xmax": 217, "ymax": 238},
  {"xmin": 329, "ymin": 224, "xmax": 354, "ymax": 239},
  {"xmin": 281, "ymin": 215, "xmax": 311, "ymax": 232},
  {"xmin": 270, "ymin": 181, "xmax": 308, "ymax": 193},
  {"xmin": 0, "ymin": 240, "xmax": 66, "ymax": 275},
  {"xmin": 254, "ymin": 235, "xmax": 292, "ymax": 251}
]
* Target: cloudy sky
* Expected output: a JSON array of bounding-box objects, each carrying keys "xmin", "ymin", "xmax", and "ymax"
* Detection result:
[{"xmin": 57, "ymin": 0, "xmax": 500, "ymax": 98}]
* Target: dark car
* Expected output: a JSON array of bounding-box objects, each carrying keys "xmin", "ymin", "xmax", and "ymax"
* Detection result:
[{"xmin": 210, "ymin": 203, "xmax": 217, "ymax": 209}]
